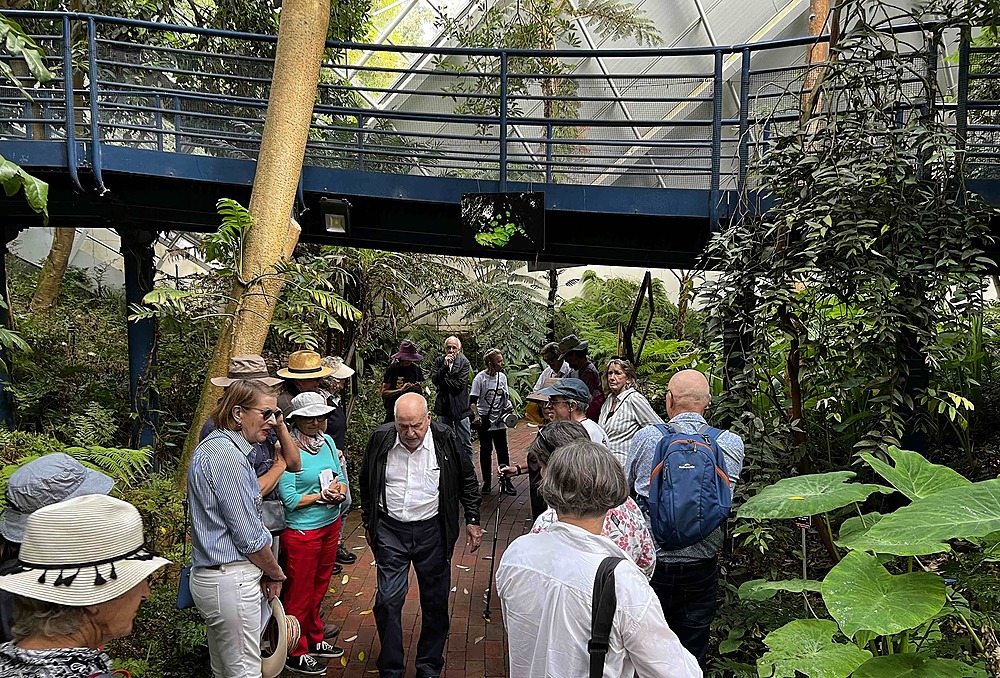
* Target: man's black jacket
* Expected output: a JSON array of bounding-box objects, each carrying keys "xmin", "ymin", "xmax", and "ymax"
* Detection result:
[
  {"xmin": 360, "ymin": 421, "xmax": 481, "ymax": 553},
  {"xmin": 430, "ymin": 353, "xmax": 473, "ymax": 420}
]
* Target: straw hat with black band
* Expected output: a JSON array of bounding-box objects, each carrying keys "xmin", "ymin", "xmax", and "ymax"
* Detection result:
[{"xmin": 277, "ymin": 350, "xmax": 335, "ymax": 380}]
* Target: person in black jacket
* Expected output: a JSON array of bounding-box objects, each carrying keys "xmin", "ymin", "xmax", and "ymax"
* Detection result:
[
  {"xmin": 429, "ymin": 336, "xmax": 475, "ymax": 469},
  {"xmin": 360, "ymin": 393, "xmax": 482, "ymax": 678}
]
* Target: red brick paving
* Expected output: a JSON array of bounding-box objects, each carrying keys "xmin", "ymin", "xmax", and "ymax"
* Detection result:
[{"xmin": 309, "ymin": 421, "xmax": 540, "ymax": 678}]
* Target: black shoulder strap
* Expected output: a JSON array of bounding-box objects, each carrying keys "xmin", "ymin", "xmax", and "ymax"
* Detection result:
[{"xmin": 589, "ymin": 556, "xmax": 625, "ymax": 678}]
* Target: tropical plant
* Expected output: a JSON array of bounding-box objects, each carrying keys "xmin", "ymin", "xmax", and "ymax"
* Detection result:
[
  {"xmin": 736, "ymin": 447, "xmax": 994, "ymax": 677},
  {"xmin": 560, "ymin": 270, "xmax": 703, "ymax": 384},
  {"xmin": 0, "ymin": 15, "xmax": 50, "ymax": 221},
  {"xmin": 435, "ymin": 0, "xmax": 661, "ymax": 182},
  {"xmin": 700, "ymin": 0, "xmax": 998, "ymax": 509}
]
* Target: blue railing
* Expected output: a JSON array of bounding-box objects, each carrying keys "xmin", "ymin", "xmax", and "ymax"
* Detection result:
[{"xmin": 1, "ymin": 10, "xmax": 998, "ymax": 226}]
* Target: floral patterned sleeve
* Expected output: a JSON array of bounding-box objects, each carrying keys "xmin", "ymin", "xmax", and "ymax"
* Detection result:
[
  {"xmin": 531, "ymin": 501, "xmax": 656, "ymax": 579},
  {"xmin": 602, "ymin": 498, "xmax": 656, "ymax": 579}
]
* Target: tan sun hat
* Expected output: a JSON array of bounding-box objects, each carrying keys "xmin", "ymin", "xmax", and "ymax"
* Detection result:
[
  {"xmin": 211, "ymin": 354, "xmax": 284, "ymax": 388},
  {"xmin": 321, "ymin": 355, "xmax": 355, "ymax": 380},
  {"xmin": 277, "ymin": 350, "xmax": 334, "ymax": 379},
  {"xmin": 0, "ymin": 494, "xmax": 169, "ymax": 607},
  {"xmin": 261, "ymin": 597, "xmax": 290, "ymax": 678}
]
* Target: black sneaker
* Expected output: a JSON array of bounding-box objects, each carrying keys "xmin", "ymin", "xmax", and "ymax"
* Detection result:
[
  {"xmin": 336, "ymin": 544, "xmax": 357, "ymax": 564},
  {"xmin": 310, "ymin": 640, "xmax": 344, "ymax": 658},
  {"xmin": 285, "ymin": 654, "xmax": 327, "ymax": 675},
  {"xmin": 501, "ymin": 478, "xmax": 517, "ymax": 496},
  {"xmin": 481, "ymin": 481, "xmax": 491, "ymax": 495}
]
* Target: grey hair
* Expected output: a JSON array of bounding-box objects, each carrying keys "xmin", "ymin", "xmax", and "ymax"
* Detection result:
[
  {"xmin": 445, "ymin": 336, "xmax": 462, "ymax": 350},
  {"xmin": 11, "ymin": 596, "xmax": 87, "ymax": 642},
  {"xmin": 567, "ymin": 398, "xmax": 588, "ymax": 413},
  {"xmin": 394, "ymin": 392, "xmax": 429, "ymax": 419},
  {"xmin": 540, "ymin": 440, "xmax": 628, "ymax": 520},
  {"xmin": 528, "ymin": 420, "xmax": 589, "ymax": 467}
]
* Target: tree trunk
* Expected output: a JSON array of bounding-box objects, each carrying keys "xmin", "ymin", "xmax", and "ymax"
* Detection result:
[
  {"xmin": 178, "ymin": 0, "xmax": 331, "ymax": 481},
  {"xmin": 30, "ymin": 227, "xmax": 75, "ymax": 311},
  {"xmin": 547, "ymin": 267, "xmax": 557, "ymax": 342},
  {"xmin": 801, "ymin": 0, "xmax": 831, "ymax": 121}
]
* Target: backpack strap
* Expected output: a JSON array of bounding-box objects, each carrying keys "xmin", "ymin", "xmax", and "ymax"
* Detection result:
[
  {"xmin": 589, "ymin": 556, "xmax": 624, "ymax": 678},
  {"xmin": 654, "ymin": 423, "xmax": 673, "ymax": 438}
]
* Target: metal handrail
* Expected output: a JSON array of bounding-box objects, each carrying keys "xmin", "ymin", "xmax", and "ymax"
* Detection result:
[{"xmin": 0, "ymin": 10, "xmax": 983, "ymax": 229}]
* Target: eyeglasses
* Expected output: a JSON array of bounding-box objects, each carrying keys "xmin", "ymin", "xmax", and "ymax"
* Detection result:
[
  {"xmin": 536, "ymin": 426, "xmax": 557, "ymax": 454},
  {"xmin": 243, "ymin": 407, "xmax": 282, "ymax": 422},
  {"xmin": 547, "ymin": 398, "xmax": 570, "ymax": 406}
]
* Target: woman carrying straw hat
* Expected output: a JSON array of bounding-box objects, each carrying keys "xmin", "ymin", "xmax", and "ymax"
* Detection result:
[
  {"xmin": 188, "ymin": 379, "xmax": 287, "ymax": 678},
  {"xmin": 0, "ymin": 494, "xmax": 169, "ymax": 676},
  {"xmin": 278, "ymin": 391, "xmax": 349, "ymax": 675}
]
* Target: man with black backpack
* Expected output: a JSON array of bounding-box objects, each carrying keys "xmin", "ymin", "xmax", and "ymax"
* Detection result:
[{"xmin": 624, "ymin": 370, "xmax": 745, "ymax": 669}]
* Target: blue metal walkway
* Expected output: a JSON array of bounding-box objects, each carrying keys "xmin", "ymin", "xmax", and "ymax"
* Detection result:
[{"xmin": 1, "ymin": 11, "xmax": 999, "ymax": 267}]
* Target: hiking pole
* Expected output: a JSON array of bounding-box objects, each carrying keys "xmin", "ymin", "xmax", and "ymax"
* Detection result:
[{"xmin": 482, "ymin": 470, "xmax": 506, "ymax": 623}]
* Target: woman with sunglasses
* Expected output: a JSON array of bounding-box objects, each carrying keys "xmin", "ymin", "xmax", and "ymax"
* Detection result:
[
  {"xmin": 278, "ymin": 391, "xmax": 349, "ymax": 675},
  {"xmin": 598, "ymin": 358, "xmax": 663, "ymax": 468},
  {"xmin": 188, "ymin": 379, "xmax": 287, "ymax": 678}
]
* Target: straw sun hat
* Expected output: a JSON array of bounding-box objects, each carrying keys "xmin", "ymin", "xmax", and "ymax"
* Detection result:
[
  {"xmin": 277, "ymin": 350, "xmax": 334, "ymax": 380},
  {"xmin": 0, "ymin": 494, "xmax": 170, "ymax": 607}
]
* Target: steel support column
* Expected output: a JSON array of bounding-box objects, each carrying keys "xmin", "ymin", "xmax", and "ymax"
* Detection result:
[{"xmin": 119, "ymin": 229, "xmax": 158, "ymax": 456}]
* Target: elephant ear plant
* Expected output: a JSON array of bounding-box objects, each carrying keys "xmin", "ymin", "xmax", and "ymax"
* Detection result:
[{"xmin": 739, "ymin": 447, "xmax": 995, "ymax": 677}]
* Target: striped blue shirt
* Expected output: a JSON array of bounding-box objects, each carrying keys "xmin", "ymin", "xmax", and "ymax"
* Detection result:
[
  {"xmin": 626, "ymin": 412, "xmax": 744, "ymax": 563},
  {"xmin": 188, "ymin": 429, "xmax": 271, "ymax": 567}
]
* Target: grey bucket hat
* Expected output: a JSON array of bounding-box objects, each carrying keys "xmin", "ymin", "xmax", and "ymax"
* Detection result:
[{"xmin": 0, "ymin": 453, "xmax": 114, "ymax": 543}]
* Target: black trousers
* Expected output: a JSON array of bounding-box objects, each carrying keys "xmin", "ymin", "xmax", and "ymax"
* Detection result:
[
  {"xmin": 477, "ymin": 424, "xmax": 509, "ymax": 488},
  {"xmin": 649, "ymin": 557, "xmax": 720, "ymax": 669},
  {"xmin": 372, "ymin": 514, "xmax": 450, "ymax": 678}
]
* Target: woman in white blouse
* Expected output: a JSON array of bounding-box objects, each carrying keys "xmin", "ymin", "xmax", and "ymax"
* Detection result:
[{"xmin": 597, "ymin": 358, "xmax": 663, "ymax": 467}]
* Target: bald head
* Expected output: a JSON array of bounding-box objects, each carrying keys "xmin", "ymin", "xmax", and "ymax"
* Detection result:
[
  {"xmin": 666, "ymin": 369, "xmax": 711, "ymax": 417},
  {"xmin": 395, "ymin": 393, "xmax": 431, "ymax": 451}
]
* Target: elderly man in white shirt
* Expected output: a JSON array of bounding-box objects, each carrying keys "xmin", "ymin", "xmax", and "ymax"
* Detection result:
[
  {"xmin": 359, "ymin": 393, "xmax": 483, "ymax": 678},
  {"xmin": 496, "ymin": 439, "xmax": 700, "ymax": 678},
  {"xmin": 532, "ymin": 341, "xmax": 574, "ymax": 391}
]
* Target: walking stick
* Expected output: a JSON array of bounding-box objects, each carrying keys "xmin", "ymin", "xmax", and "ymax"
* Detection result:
[{"xmin": 482, "ymin": 472, "xmax": 505, "ymax": 623}]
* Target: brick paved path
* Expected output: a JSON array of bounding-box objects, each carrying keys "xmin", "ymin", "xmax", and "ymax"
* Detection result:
[{"xmin": 312, "ymin": 421, "xmax": 540, "ymax": 678}]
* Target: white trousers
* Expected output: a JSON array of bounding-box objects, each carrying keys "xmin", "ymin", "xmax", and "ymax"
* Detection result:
[{"xmin": 191, "ymin": 561, "xmax": 264, "ymax": 678}]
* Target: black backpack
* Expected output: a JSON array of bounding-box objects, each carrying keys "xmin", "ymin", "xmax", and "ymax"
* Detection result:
[{"xmin": 589, "ymin": 556, "xmax": 625, "ymax": 678}]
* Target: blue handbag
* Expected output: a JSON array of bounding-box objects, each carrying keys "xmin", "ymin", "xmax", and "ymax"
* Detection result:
[{"xmin": 176, "ymin": 500, "xmax": 195, "ymax": 610}]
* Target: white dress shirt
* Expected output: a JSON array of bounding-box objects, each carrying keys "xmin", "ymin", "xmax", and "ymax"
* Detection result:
[
  {"xmin": 532, "ymin": 362, "xmax": 573, "ymax": 390},
  {"xmin": 496, "ymin": 522, "xmax": 701, "ymax": 678},
  {"xmin": 384, "ymin": 427, "xmax": 439, "ymax": 522}
]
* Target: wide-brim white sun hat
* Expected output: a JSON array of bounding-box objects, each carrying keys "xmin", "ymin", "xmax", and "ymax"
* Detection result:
[
  {"xmin": 0, "ymin": 494, "xmax": 170, "ymax": 607},
  {"xmin": 288, "ymin": 391, "xmax": 334, "ymax": 419}
]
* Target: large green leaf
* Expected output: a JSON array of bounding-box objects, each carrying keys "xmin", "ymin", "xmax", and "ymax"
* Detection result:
[
  {"xmin": 738, "ymin": 472, "xmax": 892, "ymax": 520},
  {"xmin": 852, "ymin": 653, "xmax": 987, "ymax": 678},
  {"xmin": 821, "ymin": 551, "xmax": 945, "ymax": 638},
  {"xmin": 739, "ymin": 578, "xmax": 822, "ymax": 601},
  {"xmin": 861, "ymin": 447, "xmax": 971, "ymax": 501},
  {"xmin": 757, "ymin": 619, "xmax": 871, "ymax": 678},
  {"xmin": 842, "ymin": 479, "xmax": 1000, "ymax": 555},
  {"xmin": 835, "ymin": 512, "xmax": 882, "ymax": 546}
]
